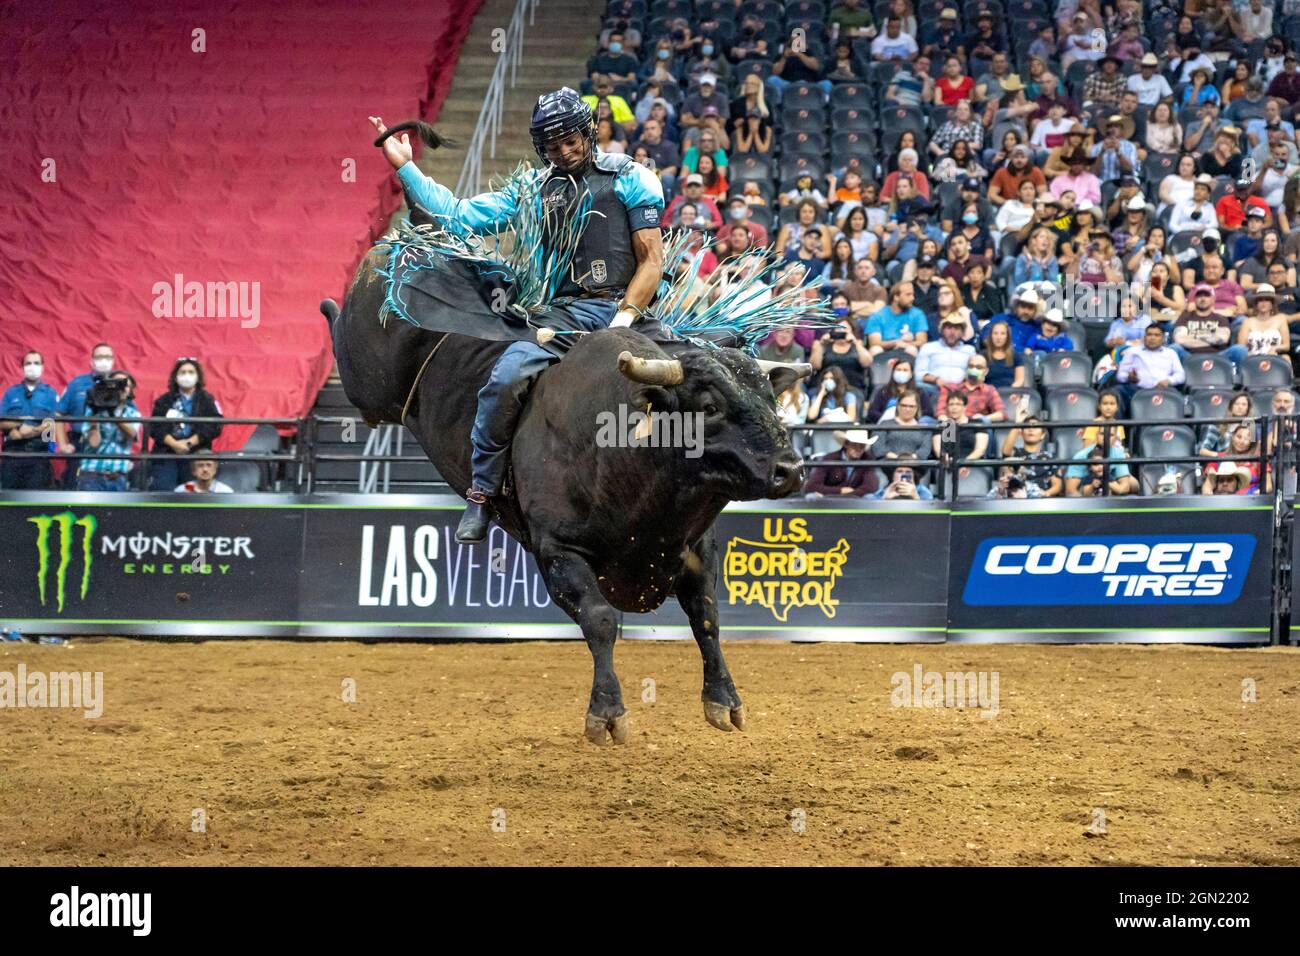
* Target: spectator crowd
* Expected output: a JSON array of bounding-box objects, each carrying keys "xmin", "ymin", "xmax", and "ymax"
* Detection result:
[
  {"xmin": 0, "ymin": 343, "xmax": 231, "ymax": 493},
  {"xmin": 592, "ymin": 0, "xmax": 1300, "ymax": 497}
]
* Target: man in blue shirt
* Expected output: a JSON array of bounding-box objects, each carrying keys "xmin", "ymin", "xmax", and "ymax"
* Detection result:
[
  {"xmin": 370, "ymin": 88, "xmax": 665, "ymax": 542},
  {"xmin": 1, "ymin": 350, "xmax": 59, "ymax": 489},
  {"xmin": 56, "ymin": 341, "xmax": 116, "ymax": 489},
  {"xmin": 865, "ymin": 282, "xmax": 928, "ymax": 356}
]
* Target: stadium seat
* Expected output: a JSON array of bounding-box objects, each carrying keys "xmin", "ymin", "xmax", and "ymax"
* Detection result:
[
  {"xmin": 1052, "ymin": 425, "xmax": 1089, "ymax": 462},
  {"xmin": 733, "ymin": 59, "xmax": 773, "ymax": 82},
  {"xmin": 1240, "ymin": 355, "xmax": 1293, "ymax": 389},
  {"xmin": 779, "ymin": 155, "xmax": 825, "ymax": 181},
  {"xmin": 879, "ymin": 105, "xmax": 926, "ymax": 137},
  {"xmin": 1181, "ymin": 353, "xmax": 1235, "ymax": 390},
  {"xmin": 830, "ymin": 107, "xmax": 875, "ymax": 133},
  {"xmin": 1044, "ymin": 386, "xmax": 1098, "ymax": 424},
  {"xmin": 869, "ymin": 349, "xmax": 911, "ymax": 388},
  {"xmin": 1038, "ymin": 352, "xmax": 1093, "ymax": 389},
  {"xmin": 1139, "ymin": 464, "xmax": 1198, "ymax": 495},
  {"xmin": 953, "ymin": 464, "xmax": 993, "ymax": 499},
  {"xmin": 1187, "ymin": 387, "xmax": 1240, "ymax": 425},
  {"xmin": 780, "ymin": 129, "xmax": 827, "ymax": 153},
  {"xmin": 784, "ymin": 82, "xmax": 824, "ymax": 106},
  {"xmin": 729, "ymin": 156, "xmax": 774, "ymax": 183},
  {"xmin": 998, "ymin": 387, "xmax": 1042, "ymax": 418},
  {"xmin": 830, "ymin": 83, "xmax": 873, "ymax": 109},
  {"xmin": 781, "ymin": 108, "xmax": 828, "ymax": 133},
  {"xmin": 1129, "ymin": 387, "xmax": 1185, "ymax": 423},
  {"xmin": 1139, "ymin": 423, "xmax": 1196, "ymax": 461}
]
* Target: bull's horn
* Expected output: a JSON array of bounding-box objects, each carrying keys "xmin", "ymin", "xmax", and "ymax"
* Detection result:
[
  {"xmin": 756, "ymin": 360, "xmax": 814, "ymax": 380},
  {"xmin": 618, "ymin": 350, "xmax": 683, "ymax": 386}
]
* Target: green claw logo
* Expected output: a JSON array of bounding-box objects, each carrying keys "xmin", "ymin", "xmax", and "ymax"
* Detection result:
[{"xmin": 28, "ymin": 512, "xmax": 96, "ymax": 613}]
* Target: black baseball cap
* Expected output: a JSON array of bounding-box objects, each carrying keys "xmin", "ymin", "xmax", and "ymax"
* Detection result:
[{"xmin": 917, "ymin": 256, "xmax": 937, "ymax": 269}]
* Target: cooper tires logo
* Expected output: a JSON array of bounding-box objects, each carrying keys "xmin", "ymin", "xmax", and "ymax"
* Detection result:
[
  {"xmin": 963, "ymin": 535, "xmax": 1255, "ymax": 605},
  {"xmin": 28, "ymin": 512, "xmax": 97, "ymax": 613}
]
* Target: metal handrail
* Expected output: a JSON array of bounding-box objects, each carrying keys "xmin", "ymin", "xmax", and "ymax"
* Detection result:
[{"xmin": 453, "ymin": 0, "xmax": 541, "ymax": 197}]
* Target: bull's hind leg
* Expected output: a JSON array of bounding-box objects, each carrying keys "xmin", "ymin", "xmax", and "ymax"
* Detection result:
[
  {"xmin": 675, "ymin": 532, "xmax": 745, "ymax": 732},
  {"xmin": 540, "ymin": 550, "xmax": 629, "ymax": 745}
]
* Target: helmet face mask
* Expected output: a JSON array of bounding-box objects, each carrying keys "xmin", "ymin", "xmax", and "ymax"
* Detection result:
[{"xmin": 531, "ymin": 87, "xmax": 596, "ymax": 173}]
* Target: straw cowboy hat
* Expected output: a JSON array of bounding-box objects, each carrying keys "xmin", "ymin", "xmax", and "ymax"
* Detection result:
[{"xmin": 1209, "ymin": 461, "xmax": 1250, "ymax": 490}]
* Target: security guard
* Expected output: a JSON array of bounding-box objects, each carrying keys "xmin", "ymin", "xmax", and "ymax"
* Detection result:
[{"xmin": 0, "ymin": 350, "xmax": 58, "ymax": 489}]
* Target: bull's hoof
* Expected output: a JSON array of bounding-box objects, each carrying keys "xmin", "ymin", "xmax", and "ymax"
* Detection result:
[
  {"xmin": 584, "ymin": 711, "xmax": 630, "ymax": 745},
  {"xmin": 703, "ymin": 700, "xmax": 746, "ymax": 733}
]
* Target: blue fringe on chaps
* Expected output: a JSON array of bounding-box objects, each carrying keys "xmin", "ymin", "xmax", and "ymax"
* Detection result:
[{"xmin": 470, "ymin": 298, "xmax": 618, "ymax": 494}]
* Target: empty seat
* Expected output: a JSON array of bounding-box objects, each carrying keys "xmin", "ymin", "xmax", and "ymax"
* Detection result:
[
  {"xmin": 1129, "ymin": 387, "xmax": 1185, "ymax": 422},
  {"xmin": 953, "ymin": 463, "xmax": 993, "ymax": 498},
  {"xmin": 1039, "ymin": 352, "xmax": 1093, "ymax": 388},
  {"xmin": 1182, "ymin": 353, "xmax": 1235, "ymax": 389},
  {"xmin": 780, "ymin": 108, "xmax": 827, "ymax": 132},
  {"xmin": 1187, "ymin": 388, "xmax": 1240, "ymax": 426},
  {"xmin": 830, "ymin": 83, "xmax": 873, "ymax": 109},
  {"xmin": 998, "ymin": 387, "xmax": 1041, "ymax": 418},
  {"xmin": 1053, "ymin": 425, "xmax": 1088, "ymax": 461},
  {"xmin": 830, "ymin": 107, "xmax": 875, "ymax": 132},
  {"xmin": 1240, "ymin": 354, "xmax": 1293, "ymax": 389},
  {"xmin": 728, "ymin": 156, "xmax": 773, "ymax": 182},
  {"xmin": 1139, "ymin": 423, "xmax": 1197, "ymax": 461},
  {"xmin": 780, "ymin": 130, "xmax": 827, "ymax": 156},
  {"xmin": 1044, "ymin": 386, "xmax": 1098, "ymax": 424},
  {"xmin": 1139, "ymin": 464, "xmax": 1198, "ymax": 495}
]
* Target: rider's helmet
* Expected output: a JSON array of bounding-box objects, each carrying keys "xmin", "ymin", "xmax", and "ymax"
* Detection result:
[{"xmin": 529, "ymin": 87, "xmax": 595, "ymax": 172}]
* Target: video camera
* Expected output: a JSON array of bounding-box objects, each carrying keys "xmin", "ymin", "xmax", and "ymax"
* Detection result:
[{"xmin": 86, "ymin": 373, "xmax": 131, "ymax": 413}]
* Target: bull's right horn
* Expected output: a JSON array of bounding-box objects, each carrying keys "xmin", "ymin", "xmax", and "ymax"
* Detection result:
[{"xmin": 618, "ymin": 350, "xmax": 683, "ymax": 386}]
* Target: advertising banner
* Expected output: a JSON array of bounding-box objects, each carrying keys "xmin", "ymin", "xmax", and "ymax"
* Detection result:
[
  {"xmin": 947, "ymin": 498, "xmax": 1275, "ymax": 643},
  {"xmin": 297, "ymin": 499, "xmax": 950, "ymax": 640},
  {"xmin": 0, "ymin": 494, "xmax": 949, "ymax": 641},
  {"xmin": 0, "ymin": 497, "xmax": 303, "ymax": 634}
]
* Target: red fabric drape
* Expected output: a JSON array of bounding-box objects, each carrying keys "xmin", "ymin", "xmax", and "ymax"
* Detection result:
[{"xmin": 0, "ymin": 0, "xmax": 481, "ymax": 449}]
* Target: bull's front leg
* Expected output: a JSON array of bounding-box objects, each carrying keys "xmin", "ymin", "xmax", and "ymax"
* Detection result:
[
  {"xmin": 540, "ymin": 549, "xmax": 629, "ymax": 745},
  {"xmin": 675, "ymin": 531, "xmax": 745, "ymax": 733}
]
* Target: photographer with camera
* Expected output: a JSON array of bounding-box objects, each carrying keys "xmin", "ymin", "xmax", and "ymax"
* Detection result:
[
  {"xmin": 147, "ymin": 358, "xmax": 224, "ymax": 492},
  {"xmin": 76, "ymin": 369, "xmax": 141, "ymax": 492},
  {"xmin": 1, "ymin": 349, "xmax": 58, "ymax": 490}
]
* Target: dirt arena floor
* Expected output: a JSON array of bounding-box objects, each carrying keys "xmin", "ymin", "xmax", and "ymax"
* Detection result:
[{"xmin": 1, "ymin": 638, "xmax": 1298, "ymax": 866}]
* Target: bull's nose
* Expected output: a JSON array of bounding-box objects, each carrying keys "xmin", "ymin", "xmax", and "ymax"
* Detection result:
[{"xmin": 768, "ymin": 457, "xmax": 803, "ymax": 497}]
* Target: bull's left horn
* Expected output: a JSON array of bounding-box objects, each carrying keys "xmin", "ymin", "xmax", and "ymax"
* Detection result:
[
  {"xmin": 618, "ymin": 350, "xmax": 683, "ymax": 386},
  {"xmin": 756, "ymin": 360, "xmax": 813, "ymax": 380}
]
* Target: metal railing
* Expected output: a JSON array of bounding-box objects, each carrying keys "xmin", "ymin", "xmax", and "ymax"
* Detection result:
[
  {"xmin": 4, "ymin": 410, "xmax": 1300, "ymax": 502},
  {"xmin": 453, "ymin": 0, "xmax": 541, "ymax": 197}
]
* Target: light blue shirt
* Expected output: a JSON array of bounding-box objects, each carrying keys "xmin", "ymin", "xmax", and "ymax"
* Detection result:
[
  {"xmin": 866, "ymin": 305, "xmax": 927, "ymax": 344},
  {"xmin": 396, "ymin": 151, "xmax": 664, "ymax": 238}
]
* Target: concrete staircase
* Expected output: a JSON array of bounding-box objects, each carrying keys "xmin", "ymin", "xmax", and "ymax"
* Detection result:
[
  {"xmin": 413, "ymin": 0, "xmax": 603, "ymax": 198},
  {"xmin": 314, "ymin": 0, "xmax": 601, "ymax": 492}
]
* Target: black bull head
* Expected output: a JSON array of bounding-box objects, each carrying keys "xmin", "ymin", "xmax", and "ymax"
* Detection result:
[{"xmin": 324, "ymin": 257, "xmax": 812, "ymax": 744}]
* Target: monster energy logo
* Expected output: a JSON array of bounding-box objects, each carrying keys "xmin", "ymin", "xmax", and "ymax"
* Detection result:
[{"xmin": 28, "ymin": 512, "xmax": 97, "ymax": 613}]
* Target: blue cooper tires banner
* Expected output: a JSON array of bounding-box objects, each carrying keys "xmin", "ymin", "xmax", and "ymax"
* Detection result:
[{"xmin": 947, "ymin": 499, "xmax": 1275, "ymax": 643}]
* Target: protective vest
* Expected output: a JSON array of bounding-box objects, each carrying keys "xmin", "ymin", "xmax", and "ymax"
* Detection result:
[{"xmin": 540, "ymin": 152, "xmax": 636, "ymax": 298}]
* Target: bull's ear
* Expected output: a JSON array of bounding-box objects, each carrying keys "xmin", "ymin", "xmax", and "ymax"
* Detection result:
[
  {"xmin": 765, "ymin": 362, "xmax": 813, "ymax": 397},
  {"xmin": 633, "ymin": 384, "xmax": 678, "ymax": 412}
]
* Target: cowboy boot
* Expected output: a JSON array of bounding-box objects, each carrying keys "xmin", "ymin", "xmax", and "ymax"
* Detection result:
[{"xmin": 455, "ymin": 487, "xmax": 491, "ymax": 543}]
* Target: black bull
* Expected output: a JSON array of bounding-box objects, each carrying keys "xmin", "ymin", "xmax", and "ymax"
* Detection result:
[{"xmin": 324, "ymin": 246, "xmax": 812, "ymax": 744}]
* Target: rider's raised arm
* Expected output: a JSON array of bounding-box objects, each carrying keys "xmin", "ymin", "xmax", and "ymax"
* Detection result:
[{"xmin": 396, "ymin": 162, "xmax": 522, "ymax": 235}]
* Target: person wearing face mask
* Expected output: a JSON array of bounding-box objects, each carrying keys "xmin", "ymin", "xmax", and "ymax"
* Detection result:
[
  {"xmin": 55, "ymin": 342, "xmax": 116, "ymax": 488},
  {"xmin": 147, "ymin": 358, "xmax": 224, "ymax": 492},
  {"xmin": 866, "ymin": 357, "xmax": 935, "ymax": 426},
  {"xmin": 589, "ymin": 32, "xmax": 638, "ymax": 85},
  {"xmin": 938, "ymin": 353, "xmax": 1007, "ymax": 423},
  {"xmin": 1, "ymin": 350, "xmax": 58, "ymax": 489}
]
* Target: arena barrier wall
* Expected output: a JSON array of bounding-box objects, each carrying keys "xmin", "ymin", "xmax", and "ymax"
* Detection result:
[{"xmin": 0, "ymin": 494, "xmax": 1278, "ymax": 644}]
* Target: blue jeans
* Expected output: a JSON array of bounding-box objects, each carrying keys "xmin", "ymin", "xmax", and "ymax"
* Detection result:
[
  {"xmin": 766, "ymin": 76, "xmax": 832, "ymax": 105},
  {"xmin": 470, "ymin": 299, "xmax": 618, "ymax": 493},
  {"xmin": 76, "ymin": 472, "xmax": 129, "ymax": 492},
  {"xmin": 1170, "ymin": 343, "xmax": 1247, "ymax": 366},
  {"xmin": 148, "ymin": 454, "xmax": 192, "ymax": 492}
]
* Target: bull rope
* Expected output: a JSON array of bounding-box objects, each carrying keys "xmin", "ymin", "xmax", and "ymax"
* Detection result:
[{"xmin": 400, "ymin": 334, "xmax": 450, "ymax": 427}]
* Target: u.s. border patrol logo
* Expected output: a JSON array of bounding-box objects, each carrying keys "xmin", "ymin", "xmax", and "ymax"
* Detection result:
[{"xmin": 591, "ymin": 259, "xmax": 608, "ymax": 283}]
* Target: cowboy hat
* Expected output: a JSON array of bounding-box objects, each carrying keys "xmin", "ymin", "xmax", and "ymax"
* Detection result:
[{"xmin": 833, "ymin": 429, "xmax": 877, "ymax": 448}]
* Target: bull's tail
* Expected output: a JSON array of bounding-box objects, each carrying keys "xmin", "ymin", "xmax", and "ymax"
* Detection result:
[{"xmin": 372, "ymin": 120, "xmax": 456, "ymax": 152}]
